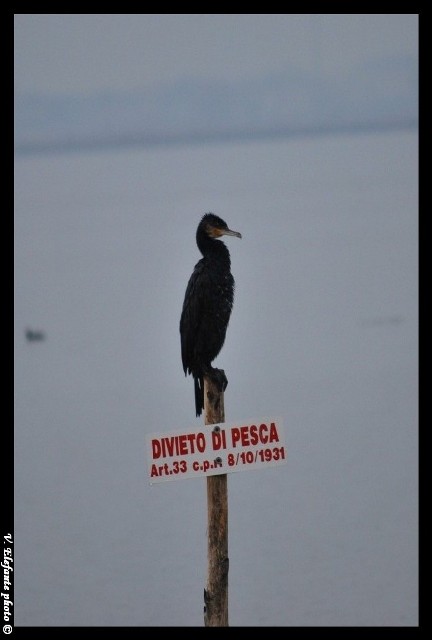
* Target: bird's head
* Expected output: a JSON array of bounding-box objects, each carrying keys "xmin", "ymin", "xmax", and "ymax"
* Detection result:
[{"xmin": 200, "ymin": 213, "xmax": 242, "ymax": 240}]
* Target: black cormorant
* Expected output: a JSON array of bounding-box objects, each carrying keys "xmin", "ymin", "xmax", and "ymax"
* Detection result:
[{"xmin": 180, "ymin": 213, "xmax": 242, "ymax": 416}]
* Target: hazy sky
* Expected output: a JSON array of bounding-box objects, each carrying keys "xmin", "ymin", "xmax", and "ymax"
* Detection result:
[{"xmin": 14, "ymin": 14, "xmax": 418, "ymax": 94}]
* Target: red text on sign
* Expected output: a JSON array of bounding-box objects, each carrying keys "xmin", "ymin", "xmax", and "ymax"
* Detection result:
[
  {"xmin": 231, "ymin": 423, "xmax": 279, "ymax": 448},
  {"xmin": 152, "ymin": 432, "xmax": 206, "ymax": 459}
]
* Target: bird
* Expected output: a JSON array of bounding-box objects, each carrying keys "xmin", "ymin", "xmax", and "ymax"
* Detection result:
[
  {"xmin": 25, "ymin": 328, "xmax": 45, "ymax": 342},
  {"xmin": 180, "ymin": 213, "xmax": 242, "ymax": 417}
]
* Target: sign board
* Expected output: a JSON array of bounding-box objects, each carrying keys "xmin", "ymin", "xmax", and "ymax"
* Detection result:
[{"xmin": 147, "ymin": 418, "xmax": 286, "ymax": 483}]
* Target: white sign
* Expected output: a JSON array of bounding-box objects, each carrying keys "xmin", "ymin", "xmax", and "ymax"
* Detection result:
[{"xmin": 147, "ymin": 418, "xmax": 286, "ymax": 483}]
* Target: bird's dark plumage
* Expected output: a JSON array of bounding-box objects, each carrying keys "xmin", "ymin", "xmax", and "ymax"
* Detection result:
[{"xmin": 180, "ymin": 213, "xmax": 241, "ymax": 416}]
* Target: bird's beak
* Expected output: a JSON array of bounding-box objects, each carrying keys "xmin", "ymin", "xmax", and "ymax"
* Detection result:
[{"xmin": 221, "ymin": 228, "xmax": 242, "ymax": 239}]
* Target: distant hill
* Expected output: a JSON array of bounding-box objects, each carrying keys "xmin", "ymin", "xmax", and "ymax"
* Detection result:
[{"xmin": 15, "ymin": 54, "xmax": 418, "ymax": 154}]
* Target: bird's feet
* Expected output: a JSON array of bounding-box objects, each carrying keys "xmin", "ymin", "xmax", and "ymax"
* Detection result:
[{"xmin": 205, "ymin": 367, "xmax": 228, "ymax": 392}]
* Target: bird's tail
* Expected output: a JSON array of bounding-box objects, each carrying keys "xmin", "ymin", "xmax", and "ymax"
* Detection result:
[{"xmin": 194, "ymin": 375, "xmax": 204, "ymax": 417}]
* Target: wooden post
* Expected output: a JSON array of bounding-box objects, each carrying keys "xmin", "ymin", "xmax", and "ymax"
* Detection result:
[{"xmin": 203, "ymin": 375, "xmax": 229, "ymax": 627}]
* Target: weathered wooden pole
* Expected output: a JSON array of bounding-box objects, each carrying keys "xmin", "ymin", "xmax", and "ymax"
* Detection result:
[{"xmin": 203, "ymin": 375, "xmax": 229, "ymax": 627}]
